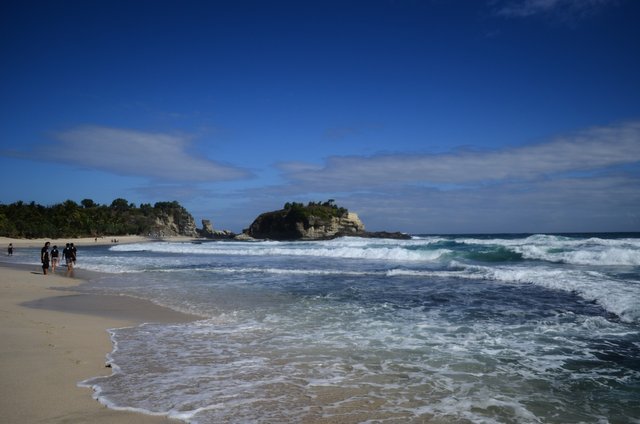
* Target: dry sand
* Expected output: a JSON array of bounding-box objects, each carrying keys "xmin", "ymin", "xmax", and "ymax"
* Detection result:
[{"xmin": 0, "ymin": 261, "xmax": 197, "ymax": 423}]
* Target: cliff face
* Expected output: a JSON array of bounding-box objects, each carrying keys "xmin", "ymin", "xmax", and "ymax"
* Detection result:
[
  {"xmin": 246, "ymin": 208, "xmax": 365, "ymax": 241},
  {"xmin": 298, "ymin": 212, "xmax": 365, "ymax": 239},
  {"xmin": 151, "ymin": 207, "xmax": 198, "ymax": 237}
]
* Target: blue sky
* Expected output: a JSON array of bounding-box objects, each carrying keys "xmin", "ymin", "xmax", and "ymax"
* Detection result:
[{"xmin": 1, "ymin": 0, "xmax": 639, "ymax": 234}]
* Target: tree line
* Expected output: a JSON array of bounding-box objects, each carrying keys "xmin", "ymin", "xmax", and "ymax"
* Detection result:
[
  {"xmin": 0, "ymin": 199, "xmax": 192, "ymax": 238},
  {"xmin": 283, "ymin": 199, "xmax": 349, "ymax": 221}
]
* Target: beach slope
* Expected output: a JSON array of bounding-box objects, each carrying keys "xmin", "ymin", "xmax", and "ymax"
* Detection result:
[{"xmin": 0, "ymin": 263, "xmax": 190, "ymax": 423}]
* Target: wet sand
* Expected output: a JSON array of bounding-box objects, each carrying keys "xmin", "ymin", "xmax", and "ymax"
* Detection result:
[{"xmin": 0, "ymin": 262, "xmax": 197, "ymax": 423}]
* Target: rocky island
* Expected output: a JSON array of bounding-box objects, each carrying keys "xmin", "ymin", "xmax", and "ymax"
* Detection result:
[{"xmin": 241, "ymin": 200, "xmax": 410, "ymax": 241}]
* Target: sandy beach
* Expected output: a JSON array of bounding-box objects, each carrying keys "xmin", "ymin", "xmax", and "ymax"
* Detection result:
[{"xmin": 0, "ymin": 259, "xmax": 196, "ymax": 423}]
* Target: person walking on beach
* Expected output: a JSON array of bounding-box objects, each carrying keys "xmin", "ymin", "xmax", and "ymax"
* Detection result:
[
  {"xmin": 40, "ymin": 242, "xmax": 50, "ymax": 275},
  {"xmin": 70, "ymin": 243, "xmax": 77, "ymax": 265},
  {"xmin": 50, "ymin": 245, "xmax": 59, "ymax": 272},
  {"xmin": 7, "ymin": 243, "xmax": 13, "ymax": 256},
  {"xmin": 63, "ymin": 243, "xmax": 74, "ymax": 272}
]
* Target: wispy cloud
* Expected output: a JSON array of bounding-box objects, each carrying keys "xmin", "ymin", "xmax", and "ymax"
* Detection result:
[
  {"xmin": 35, "ymin": 126, "xmax": 252, "ymax": 182},
  {"xmin": 492, "ymin": 0, "xmax": 616, "ymax": 19},
  {"xmin": 28, "ymin": 122, "xmax": 634, "ymax": 233},
  {"xmin": 203, "ymin": 120, "xmax": 639, "ymax": 232},
  {"xmin": 218, "ymin": 169, "xmax": 640, "ymax": 233},
  {"xmin": 340, "ymin": 173, "xmax": 640, "ymax": 233},
  {"xmin": 278, "ymin": 121, "xmax": 640, "ymax": 191}
]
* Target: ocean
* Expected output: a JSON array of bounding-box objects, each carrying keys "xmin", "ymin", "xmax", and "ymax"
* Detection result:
[{"xmin": 10, "ymin": 233, "xmax": 640, "ymax": 423}]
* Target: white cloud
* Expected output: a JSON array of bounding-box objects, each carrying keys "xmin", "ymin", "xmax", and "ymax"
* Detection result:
[
  {"xmin": 214, "ymin": 170, "xmax": 640, "ymax": 233},
  {"xmin": 47, "ymin": 126, "xmax": 251, "ymax": 182},
  {"xmin": 326, "ymin": 174, "xmax": 640, "ymax": 233},
  {"xmin": 248, "ymin": 120, "xmax": 640, "ymax": 232},
  {"xmin": 192, "ymin": 124, "xmax": 640, "ymax": 232},
  {"xmin": 279, "ymin": 121, "xmax": 640, "ymax": 190}
]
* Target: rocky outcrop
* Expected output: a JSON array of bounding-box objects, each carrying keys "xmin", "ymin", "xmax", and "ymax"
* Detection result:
[
  {"xmin": 244, "ymin": 201, "xmax": 408, "ymax": 240},
  {"xmin": 198, "ymin": 219, "xmax": 236, "ymax": 240},
  {"xmin": 234, "ymin": 232, "xmax": 256, "ymax": 241},
  {"xmin": 195, "ymin": 201, "xmax": 410, "ymax": 242},
  {"xmin": 149, "ymin": 202, "xmax": 198, "ymax": 237},
  {"xmin": 246, "ymin": 209, "xmax": 364, "ymax": 240},
  {"xmin": 304, "ymin": 212, "xmax": 365, "ymax": 239},
  {"xmin": 201, "ymin": 219, "xmax": 214, "ymax": 235},
  {"xmin": 355, "ymin": 231, "xmax": 411, "ymax": 240}
]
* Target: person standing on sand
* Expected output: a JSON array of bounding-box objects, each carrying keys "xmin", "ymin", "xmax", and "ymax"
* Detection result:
[
  {"xmin": 7, "ymin": 243, "xmax": 13, "ymax": 256},
  {"xmin": 70, "ymin": 243, "xmax": 77, "ymax": 265},
  {"xmin": 40, "ymin": 242, "xmax": 50, "ymax": 275},
  {"xmin": 50, "ymin": 245, "xmax": 59, "ymax": 272},
  {"xmin": 63, "ymin": 243, "xmax": 73, "ymax": 271}
]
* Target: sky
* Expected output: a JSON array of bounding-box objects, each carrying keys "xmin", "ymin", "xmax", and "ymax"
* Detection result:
[{"xmin": 1, "ymin": 0, "xmax": 639, "ymax": 234}]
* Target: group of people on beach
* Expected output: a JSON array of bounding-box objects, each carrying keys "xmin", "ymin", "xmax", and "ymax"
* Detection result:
[{"xmin": 40, "ymin": 242, "xmax": 76, "ymax": 275}]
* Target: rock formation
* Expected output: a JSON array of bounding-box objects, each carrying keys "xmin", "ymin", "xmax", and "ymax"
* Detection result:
[
  {"xmin": 150, "ymin": 205, "xmax": 199, "ymax": 237},
  {"xmin": 243, "ymin": 201, "xmax": 409, "ymax": 241},
  {"xmin": 244, "ymin": 204, "xmax": 361, "ymax": 240},
  {"xmin": 198, "ymin": 219, "xmax": 236, "ymax": 240},
  {"xmin": 201, "ymin": 219, "xmax": 214, "ymax": 235}
]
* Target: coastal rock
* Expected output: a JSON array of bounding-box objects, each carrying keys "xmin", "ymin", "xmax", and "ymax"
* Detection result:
[
  {"xmin": 303, "ymin": 212, "xmax": 365, "ymax": 239},
  {"xmin": 244, "ymin": 202, "xmax": 366, "ymax": 240},
  {"xmin": 234, "ymin": 233, "xmax": 256, "ymax": 241},
  {"xmin": 201, "ymin": 219, "xmax": 214, "ymax": 235},
  {"xmin": 149, "ymin": 202, "xmax": 199, "ymax": 238},
  {"xmin": 198, "ymin": 219, "xmax": 237, "ymax": 240},
  {"xmin": 354, "ymin": 231, "xmax": 411, "ymax": 240}
]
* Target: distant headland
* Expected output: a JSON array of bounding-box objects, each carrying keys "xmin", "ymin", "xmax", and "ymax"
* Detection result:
[{"xmin": 0, "ymin": 199, "xmax": 409, "ymax": 241}]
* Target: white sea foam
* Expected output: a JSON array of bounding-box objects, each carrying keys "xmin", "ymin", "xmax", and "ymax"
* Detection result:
[
  {"xmin": 157, "ymin": 266, "xmax": 374, "ymax": 277},
  {"xmin": 110, "ymin": 240, "xmax": 452, "ymax": 262},
  {"xmin": 455, "ymin": 234, "xmax": 640, "ymax": 266},
  {"xmin": 84, "ymin": 292, "xmax": 639, "ymax": 423},
  {"xmin": 66, "ymin": 234, "xmax": 640, "ymax": 423},
  {"xmin": 456, "ymin": 263, "xmax": 640, "ymax": 323},
  {"xmin": 383, "ymin": 261, "xmax": 640, "ymax": 323},
  {"xmin": 107, "ymin": 235, "xmax": 640, "ymax": 266},
  {"xmin": 81, "ymin": 236, "xmax": 640, "ymax": 323}
]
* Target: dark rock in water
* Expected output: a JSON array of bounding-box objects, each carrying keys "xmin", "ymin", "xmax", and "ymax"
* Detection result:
[
  {"xmin": 201, "ymin": 219, "xmax": 214, "ymax": 235},
  {"xmin": 245, "ymin": 207, "xmax": 364, "ymax": 240},
  {"xmin": 244, "ymin": 201, "xmax": 407, "ymax": 241},
  {"xmin": 198, "ymin": 219, "xmax": 236, "ymax": 240},
  {"xmin": 352, "ymin": 231, "xmax": 412, "ymax": 240}
]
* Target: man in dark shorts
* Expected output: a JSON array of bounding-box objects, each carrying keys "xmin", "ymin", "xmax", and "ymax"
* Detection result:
[
  {"xmin": 41, "ymin": 242, "xmax": 50, "ymax": 275},
  {"xmin": 63, "ymin": 243, "xmax": 74, "ymax": 271},
  {"xmin": 50, "ymin": 245, "xmax": 59, "ymax": 272},
  {"xmin": 70, "ymin": 243, "xmax": 77, "ymax": 265}
]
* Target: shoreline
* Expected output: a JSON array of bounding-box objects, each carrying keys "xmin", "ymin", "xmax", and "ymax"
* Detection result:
[
  {"xmin": 0, "ymin": 261, "xmax": 197, "ymax": 423},
  {"xmin": 1, "ymin": 235, "xmax": 201, "ymax": 249}
]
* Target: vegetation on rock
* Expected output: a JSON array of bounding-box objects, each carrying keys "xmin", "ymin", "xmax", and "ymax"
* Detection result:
[
  {"xmin": 0, "ymin": 199, "xmax": 197, "ymax": 238},
  {"xmin": 282, "ymin": 199, "xmax": 348, "ymax": 221},
  {"xmin": 245, "ymin": 199, "xmax": 410, "ymax": 241},
  {"xmin": 245, "ymin": 200, "xmax": 363, "ymax": 240}
]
